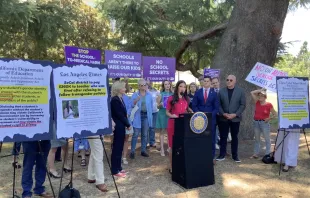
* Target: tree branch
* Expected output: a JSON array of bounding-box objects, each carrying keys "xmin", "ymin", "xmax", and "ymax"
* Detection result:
[{"xmin": 175, "ymin": 22, "xmax": 228, "ymax": 77}]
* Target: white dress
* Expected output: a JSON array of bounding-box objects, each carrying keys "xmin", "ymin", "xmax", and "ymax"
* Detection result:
[
  {"xmin": 67, "ymin": 109, "xmax": 74, "ymax": 119},
  {"xmin": 274, "ymin": 129, "xmax": 300, "ymax": 167}
]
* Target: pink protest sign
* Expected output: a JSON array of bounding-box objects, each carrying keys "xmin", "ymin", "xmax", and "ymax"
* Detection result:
[{"xmin": 245, "ymin": 62, "xmax": 288, "ymax": 92}]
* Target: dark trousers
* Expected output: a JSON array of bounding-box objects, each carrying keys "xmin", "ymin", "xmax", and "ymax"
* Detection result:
[
  {"xmin": 211, "ymin": 123, "xmax": 216, "ymax": 159},
  {"xmin": 55, "ymin": 146, "xmax": 61, "ymax": 161},
  {"xmin": 218, "ymin": 121, "xmax": 240, "ymax": 158},
  {"xmin": 111, "ymin": 129, "xmax": 126, "ymax": 175},
  {"xmin": 22, "ymin": 141, "xmax": 51, "ymax": 198},
  {"xmin": 12, "ymin": 142, "xmax": 22, "ymax": 156}
]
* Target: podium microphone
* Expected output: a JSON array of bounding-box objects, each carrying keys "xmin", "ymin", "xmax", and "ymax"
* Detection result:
[{"xmin": 180, "ymin": 92, "xmax": 184, "ymax": 96}]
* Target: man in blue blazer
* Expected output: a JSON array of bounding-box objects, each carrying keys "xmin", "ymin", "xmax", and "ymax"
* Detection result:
[{"xmin": 192, "ymin": 75, "xmax": 219, "ymax": 161}]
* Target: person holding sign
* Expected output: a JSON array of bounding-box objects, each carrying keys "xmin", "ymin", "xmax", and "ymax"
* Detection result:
[
  {"xmin": 216, "ymin": 75, "xmax": 246, "ymax": 163},
  {"xmin": 156, "ymin": 80, "xmax": 173, "ymax": 156},
  {"xmin": 250, "ymin": 89, "xmax": 277, "ymax": 159},
  {"xmin": 192, "ymin": 76, "xmax": 219, "ymax": 160},
  {"xmin": 111, "ymin": 81, "xmax": 131, "ymax": 178},
  {"xmin": 130, "ymin": 79, "xmax": 153, "ymax": 159}
]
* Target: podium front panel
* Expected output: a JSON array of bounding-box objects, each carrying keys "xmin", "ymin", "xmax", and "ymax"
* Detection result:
[
  {"xmin": 172, "ymin": 112, "xmax": 215, "ymax": 189},
  {"xmin": 174, "ymin": 113, "xmax": 212, "ymax": 139}
]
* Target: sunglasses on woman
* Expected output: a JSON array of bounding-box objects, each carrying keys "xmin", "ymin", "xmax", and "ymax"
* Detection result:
[{"xmin": 140, "ymin": 84, "xmax": 147, "ymax": 87}]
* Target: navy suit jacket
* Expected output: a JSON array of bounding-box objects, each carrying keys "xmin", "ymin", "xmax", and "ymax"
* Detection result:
[
  {"xmin": 111, "ymin": 96, "xmax": 131, "ymax": 130},
  {"xmin": 192, "ymin": 88, "xmax": 219, "ymax": 122}
]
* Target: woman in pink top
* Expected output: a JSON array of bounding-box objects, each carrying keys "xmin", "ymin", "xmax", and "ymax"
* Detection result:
[
  {"xmin": 250, "ymin": 89, "xmax": 277, "ymax": 159},
  {"xmin": 166, "ymin": 80, "xmax": 191, "ymax": 173}
]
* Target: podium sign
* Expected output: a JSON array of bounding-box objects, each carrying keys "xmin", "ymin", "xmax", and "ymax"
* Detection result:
[{"xmin": 172, "ymin": 112, "xmax": 215, "ymax": 189}]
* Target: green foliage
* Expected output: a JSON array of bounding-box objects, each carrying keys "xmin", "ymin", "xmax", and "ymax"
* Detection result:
[
  {"xmin": 97, "ymin": 0, "xmax": 233, "ymax": 69},
  {"xmin": 289, "ymin": 0, "xmax": 310, "ymax": 10},
  {"xmin": 1, "ymin": 0, "xmax": 309, "ymax": 77},
  {"xmin": 275, "ymin": 41, "xmax": 310, "ymax": 77},
  {"xmin": 0, "ymin": 0, "xmax": 110, "ymax": 63}
]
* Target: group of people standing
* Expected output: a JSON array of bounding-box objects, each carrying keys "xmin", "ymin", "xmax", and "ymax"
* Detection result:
[
  {"xmin": 11, "ymin": 74, "xmax": 302, "ymax": 198},
  {"xmin": 110, "ymin": 74, "xmax": 247, "ymax": 176}
]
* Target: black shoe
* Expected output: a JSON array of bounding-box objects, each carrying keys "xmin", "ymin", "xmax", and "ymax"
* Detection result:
[
  {"xmin": 141, "ymin": 152, "xmax": 149, "ymax": 157},
  {"xmin": 49, "ymin": 171, "xmax": 62, "ymax": 178},
  {"xmin": 63, "ymin": 168, "xmax": 72, "ymax": 173},
  {"xmin": 12, "ymin": 162, "xmax": 21, "ymax": 169},
  {"xmin": 216, "ymin": 155, "xmax": 226, "ymax": 161},
  {"xmin": 130, "ymin": 153, "xmax": 135, "ymax": 159},
  {"xmin": 233, "ymin": 156, "xmax": 241, "ymax": 163}
]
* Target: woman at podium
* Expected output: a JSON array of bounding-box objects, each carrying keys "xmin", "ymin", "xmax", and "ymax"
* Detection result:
[{"xmin": 166, "ymin": 80, "xmax": 190, "ymax": 173}]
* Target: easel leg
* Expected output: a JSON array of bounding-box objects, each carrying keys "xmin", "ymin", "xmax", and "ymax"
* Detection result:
[
  {"xmin": 38, "ymin": 141, "xmax": 56, "ymax": 198},
  {"xmin": 99, "ymin": 135, "xmax": 120, "ymax": 198},
  {"xmin": 279, "ymin": 129, "xmax": 286, "ymax": 176},
  {"xmin": 272, "ymin": 129, "xmax": 280, "ymax": 156},
  {"xmin": 58, "ymin": 139, "xmax": 69, "ymax": 196},
  {"xmin": 303, "ymin": 129, "xmax": 310, "ymax": 156},
  {"xmin": 70, "ymin": 139, "xmax": 75, "ymax": 189},
  {"xmin": 12, "ymin": 148, "xmax": 18, "ymax": 198}
]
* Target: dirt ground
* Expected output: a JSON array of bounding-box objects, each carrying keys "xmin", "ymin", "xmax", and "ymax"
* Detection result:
[{"xmin": 0, "ymin": 132, "xmax": 310, "ymax": 198}]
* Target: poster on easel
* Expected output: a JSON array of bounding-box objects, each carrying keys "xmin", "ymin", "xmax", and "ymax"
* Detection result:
[
  {"xmin": 53, "ymin": 64, "xmax": 111, "ymax": 138},
  {"xmin": 0, "ymin": 59, "xmax": 53, "ymax": 142},
  {"xmin": 276, "ymin": 76, "xmax": 310, "ymax": 129}
]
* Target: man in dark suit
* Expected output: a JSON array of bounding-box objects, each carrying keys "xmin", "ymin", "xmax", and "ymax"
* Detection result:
[
  {"xmin": 216, "ymin": 75, "xmax": 246, "ymax": 163},
  {"xmin": 211, "ymin": 77, "xmax": 220, "ymax": 150},
  {"xmin": 192, "ymin": 76, "xmax": 219, "ymax": 160}
]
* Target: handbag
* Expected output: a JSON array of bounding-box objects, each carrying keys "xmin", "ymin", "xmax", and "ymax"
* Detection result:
[
  {"xmin": 262, "ymin": 153, "xmax": 276, "ymax": 164},
  {"xmin": 59, "ymin": 184, "xmax": 81, "ymax": 198}
]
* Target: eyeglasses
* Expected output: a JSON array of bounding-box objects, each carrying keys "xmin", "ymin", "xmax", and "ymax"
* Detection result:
[
  {"xmin": 140, "ymin": 84, "xmax": 147, "ymax": 87},
  {"xmin": 226, "ymin": 79, "xmax": 233, "ymax": 82}
]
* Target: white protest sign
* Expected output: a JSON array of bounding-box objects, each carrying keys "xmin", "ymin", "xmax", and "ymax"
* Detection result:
[
  {"xmin": 0, "ymin": 59, "xmax": 52, "ymax": 142},
  {"xmin": 245, "ymin": 62, "xmax": 288, "ymax": 92},
  {"xmin": 53, "ymin": 65, "xmax": 110, "ymax": 138}
]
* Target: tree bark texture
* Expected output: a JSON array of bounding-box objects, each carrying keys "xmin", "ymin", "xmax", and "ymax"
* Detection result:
[
  {"xmin": 175, "ymin": 22, "xmax": 228, "ymax": 77},
  {"xmin": 211, "ymin": 0, "xmax": 290, "ymax": 139}
]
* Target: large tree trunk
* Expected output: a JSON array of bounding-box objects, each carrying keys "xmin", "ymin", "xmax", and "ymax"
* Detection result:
[{"xmin": 211, "ymin": 0, "xmax": 290, "ymax": 139}]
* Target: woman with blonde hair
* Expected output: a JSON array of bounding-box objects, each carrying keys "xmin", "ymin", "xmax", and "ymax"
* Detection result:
[
  {"xmin": 156, "ymin": 80, "xmax": 173, "ymax": 156},
  {"xmin": 110, "ymin": 81, "xmax": 131, "ymax": 178}
]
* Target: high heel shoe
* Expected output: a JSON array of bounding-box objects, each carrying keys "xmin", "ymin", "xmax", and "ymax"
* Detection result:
[
  {"xmin": 63, "ymin": 168, "xmax": 72, "ymax": 173},
  {"xmin": 49, "ymin": 171, "xmax": 61, "ymax": 178}
]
